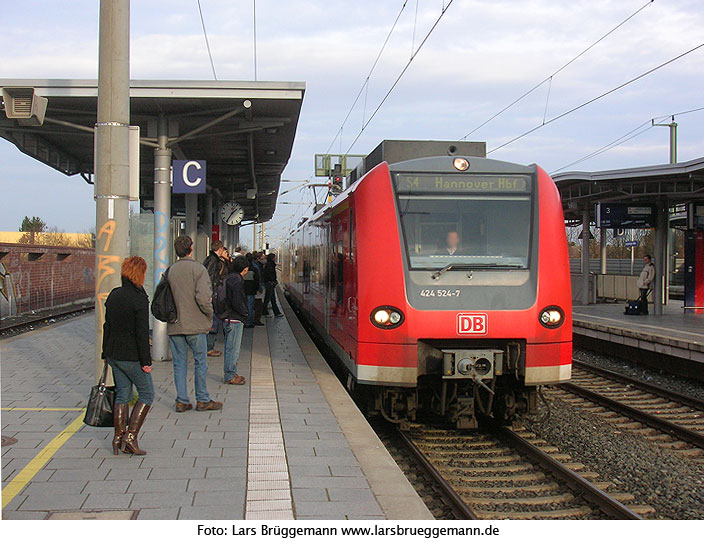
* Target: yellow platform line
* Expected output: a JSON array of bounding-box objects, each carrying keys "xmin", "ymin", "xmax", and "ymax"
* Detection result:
[
  {"xmin": 1, "ymin": 407, "xmax": 85, "ymax": 411},
  {"xmin": 2, "ymin": 410, "xmax": 86, "ymax": 510}
]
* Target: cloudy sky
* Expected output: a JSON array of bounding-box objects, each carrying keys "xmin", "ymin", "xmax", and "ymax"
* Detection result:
[{"xmin": 1, "ymin": 0, "xmax": 703, "ymax": 248}]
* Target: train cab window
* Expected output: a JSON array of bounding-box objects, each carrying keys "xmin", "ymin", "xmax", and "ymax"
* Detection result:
[{"xmin": 395, "ymin": 173, "xmax": 533, "ymax": 270}]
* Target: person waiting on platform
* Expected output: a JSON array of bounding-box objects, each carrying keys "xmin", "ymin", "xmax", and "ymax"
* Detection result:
[
  {"xmin": 168, "ymin": 235, "xmax": 223, "ymax": 412},
  {"xmin": 102, "ymin": 256, "xmax": 154, "ymax": 456},
  {"xmin": 243, "ymin": 253, "xmax": 262, "ymax": 329},
  {"xmin": 262, "ymin": 253, "xmax": 284, "ymax": 318},
  {"xmin": 222, "ymin": 255, "xmax": 250, "ymax": 385},
  {"xmin": 637, "ymin": 254, "xmax": 656, "ymax": 315},
  {"xmin": 203, "ymin": 240, "xmax": 229, "ymax": 357}
]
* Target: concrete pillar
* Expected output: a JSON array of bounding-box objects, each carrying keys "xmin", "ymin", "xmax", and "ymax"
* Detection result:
[
  {"xmin": 581, "ymin": 208, "xmax": 590, "ymax": 305},
  {"xmin": 94, "ymin": 0, "xmax": 130, "ymax": 380},
  {"xmin": 152, "ymin": 114, "xmax": 171, "ymax": 362},
  {"xmin": 233, "ymin": 225, "xmax": 240, "ymax": 249},
  {"xmin": 600, "ymin": 227, "xmax": 607, "ymax": 275},
  {"xmin": 654, "ymin": 200, "xmax": 667, "ymax": 315},
  {"xmin": 185, "ymin": 193, "xmax": 198, "ymax": 256}
]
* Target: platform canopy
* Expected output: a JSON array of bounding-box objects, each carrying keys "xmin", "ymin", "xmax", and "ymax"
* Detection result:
[
  {"xmin": 553, "ymin": 156, "xmax": 704, "ymax": 222},
  {"xmin": 0, "ymin": 79, "xmax": 305, "ymax": 222}
]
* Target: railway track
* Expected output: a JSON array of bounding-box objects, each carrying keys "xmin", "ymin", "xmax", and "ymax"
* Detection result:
[
  {"xmin": 397, "ymin": 424, "xmax": 651, "ymax": 520},
  {"xmin": 0, "ymin": 303, "xmax": 94, "ymax": 337},
  {"xmin": 552, "ymin": 360, "xmax": 704, "ymax": 460}
]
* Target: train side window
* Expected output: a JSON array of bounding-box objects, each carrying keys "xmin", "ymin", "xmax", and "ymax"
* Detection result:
[{"xmin": 336, "ymin": 241, "xmax": 344, "ymax": 305}]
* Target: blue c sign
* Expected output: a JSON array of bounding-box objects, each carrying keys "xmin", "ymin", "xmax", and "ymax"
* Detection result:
[{"xmin": 173, "ymin": 159, "xmax": 206, "ymax": 193}]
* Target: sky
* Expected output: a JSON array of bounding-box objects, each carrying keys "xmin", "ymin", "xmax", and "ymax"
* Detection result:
[{"xmin": 1, "ymin": 0, "xmax": 703, "ymax": 249}]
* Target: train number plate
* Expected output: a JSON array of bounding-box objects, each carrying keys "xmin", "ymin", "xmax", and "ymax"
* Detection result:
[
  {"xmin": 457, "ymin": 313, "xmax": 488, "ymax": 335},
  {"xmin": 419, "ymin": 289, "xmax": 461, "ymax": 297}
]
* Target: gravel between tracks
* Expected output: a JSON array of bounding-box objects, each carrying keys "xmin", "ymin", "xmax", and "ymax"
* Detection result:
[
  {"xmin": 574, "ymin": 348, "xmax": 704, "ymax": 402},
  {"xmin": 521, "ymin": 390, "xmax": 704, "ymax": 519}
]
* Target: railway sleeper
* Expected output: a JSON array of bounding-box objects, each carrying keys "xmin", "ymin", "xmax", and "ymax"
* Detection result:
[
  {"xmin": 473, "ymin": 507, "xmax": 593, "ymax": 520},
  {"xmin": 465, "ymin": 493, "xmax": 575, "ymax": 506}
]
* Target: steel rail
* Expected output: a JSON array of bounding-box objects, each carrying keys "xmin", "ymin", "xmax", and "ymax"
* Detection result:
[
  {"xmin": 396, "ymin": 428, "xmax": 478, "ymax": 520},
  {"xmin": 496, "ymin": 427, "xmax": 642, "ymax": 520},
  {"xmin": 558, "ymin": 382, "xmax": 704, "ymax": 451},
  {"xmin": 572, "ymin": 359, "xmax": 704, "ymax": 413},
  {"xmin": 0, "ymin": 304, "xmax": 95, "ymax": 335}
]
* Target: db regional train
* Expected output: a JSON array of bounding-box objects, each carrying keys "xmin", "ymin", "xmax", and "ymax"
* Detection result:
[{"xmin": 281, "ymin": 148, "xmax": 572, "ymax": 429}]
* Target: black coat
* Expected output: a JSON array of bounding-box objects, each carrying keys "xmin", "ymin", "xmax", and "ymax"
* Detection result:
[
  {"xmin": 225, "ymin": 272, "xmax": 249, "ymax": 322},
  {"xmin": 203, "ymin": 251, "xmax": 228, "ymax": 287},
  {"xmin": 101, "ymin": 277, "xmax": 152, "ymax": 366},
  {"xmin": 243, "ymin": 264, "xmax": 260, "ymax": 296},
  {"xmin": 263, "ymin": 260, "xmax": 277, "ymax": 283}
]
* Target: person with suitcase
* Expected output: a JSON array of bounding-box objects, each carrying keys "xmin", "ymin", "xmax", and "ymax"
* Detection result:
[{"xmin": 637, "ymin": 255, "xmax": 655, "ymax": 315}]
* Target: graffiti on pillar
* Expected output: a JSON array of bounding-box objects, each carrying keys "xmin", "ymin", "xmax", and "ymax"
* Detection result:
[
  {"xmin": 96, "ymin": 219, "xmax": 119, "ymax": 325},
  {"xmin": 154, "ymin": 210, "xmax": 169, "ymax": 289}
]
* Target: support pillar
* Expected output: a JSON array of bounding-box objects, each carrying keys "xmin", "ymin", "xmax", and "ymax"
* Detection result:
[
  {"xmin": 581, "ymin": 208, "xmax": 590, "ymax": 305},
  {"xmin": 600, "ymin": 227, "xmax": 607, "ymax": 275},
  {"xmin": 152, "ymin": 114, "xmax": 171, "ymax": 362},
  {"xmin": 654, "ymin": 200, "xmax": 667, "ymax": 315},
  {"xmin": 186, "ymin": 193, "xmax": 198, "ymax": 256},
  {"xmin": 94, "ymin": 0, "xmax": 130, "ymax": 380},
  {"xmin": 204, "ymin": 192, "xmax": 213, "ymax": 248}
]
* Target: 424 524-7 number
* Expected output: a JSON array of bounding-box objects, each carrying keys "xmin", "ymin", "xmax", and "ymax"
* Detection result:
[{"xmin": 420, "ymin": 289, "xmax": 461, "ymax": 297}]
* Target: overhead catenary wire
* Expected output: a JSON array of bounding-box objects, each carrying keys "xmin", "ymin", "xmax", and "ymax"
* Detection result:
[
  {"xmin": 551, "ymin": 106, "xmax": 704, "ymax": 173},
  {"xmin": 344, "ymin": 0, "xmax": 454, "ymax": 154},
  {"xmin": 487, "ymin": 41, "xmax": 704, "ymax": 155},
  {"xmin": 197, "ymin": 0, "xmax": 218, "ymax": 80},
  {"xmin": 324, "ymin": 0, "xmax": 410, "ymax": 155},
  {"xmin": 460, "ymin": 0, "xmax": 656, "ymax": 141}
]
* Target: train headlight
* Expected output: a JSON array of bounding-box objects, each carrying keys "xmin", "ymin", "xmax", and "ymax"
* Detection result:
[
  {"xmin": 453, "ymin": 157, "xmax": 470, "ymax": 171},
  {"xmin": 371, "ymin": 306, "xmax": 405, "ymax": 329},
  {"xmin": 539, "ymin": 306, "xmax": 565, "ymax": 329}
]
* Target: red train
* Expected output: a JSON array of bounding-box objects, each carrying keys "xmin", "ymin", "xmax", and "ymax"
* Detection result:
[{"xmin": 281, "ymin": 151, "xmax": 572, "ymax": 428}]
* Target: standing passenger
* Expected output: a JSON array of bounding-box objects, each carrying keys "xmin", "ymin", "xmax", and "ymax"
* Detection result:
[
  {"xmin": 262, "ymin": 252, "xmax": 283, "ymax": 318},
  {"xmin": 222, "ymin": 255, "xmax": 249, "ymax": 385},
  {"xmin": 637, "ymin": 254, "xmax": 656, "ymax": 315},
  {"xmin": 167, "ymin": 235, "xmax": 223, "ymax": 412},
  {"xmin": 243, "ymin": 253, "xmax": 261, "ymax": 329},
  {"xmin": 203, "ymin": 240, "xmax": 229, "ymax": 357},
  {"xmin": 102, "ymin": 256, "xmax": 154, "ymax": 455}
]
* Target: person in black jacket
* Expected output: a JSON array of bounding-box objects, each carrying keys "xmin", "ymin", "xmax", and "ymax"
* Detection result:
[
  {"xmin": 243, "ymin": 253, "xmax": 262, "ymax": 328},
  {"xmin": 203, "ymin": 240, "xmax": 229, "ymax": 357},
  {"xmin": 222, "ymin": 255, "xmax": 249, "ymax": 385},
  {"xmin": 262, "ymin": 252, "xmax": 283, "ymax": 318},
  {"xmin": 102, "ymin": 256, "xmax": 154, "ymax": 456}
]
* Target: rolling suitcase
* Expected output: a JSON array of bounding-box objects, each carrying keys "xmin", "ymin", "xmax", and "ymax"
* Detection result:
[{"xmin": 624, "ymin": 300, "xmax": 642, "ymax": 315}]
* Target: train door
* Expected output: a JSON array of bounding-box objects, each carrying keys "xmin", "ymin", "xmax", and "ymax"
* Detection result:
[{"xmin": 328, "ymin": 206, "xmax": 354, "ymax": 358}]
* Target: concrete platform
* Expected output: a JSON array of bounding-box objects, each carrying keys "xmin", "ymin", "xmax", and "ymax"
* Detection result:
[
  {"xmin": 1, "ymin": 299, "xmax": 432, "ymax": 520},
  {"xmin": 573, "ymin": 302, "xmax": 704, "ymax": 378}
]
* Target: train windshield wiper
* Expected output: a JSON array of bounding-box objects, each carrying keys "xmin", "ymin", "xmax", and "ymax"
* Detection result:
[{"xmin": 431, "ymin": 262, "xmax": 522, "ymax": 278}]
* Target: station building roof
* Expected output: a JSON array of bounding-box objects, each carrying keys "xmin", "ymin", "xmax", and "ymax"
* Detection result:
[
  {"xmin": 552, "ymin": 156, "xmax": 704, "ymax": 222},
  {"xmin": 0, "ymin": 79, "xmax": 305, "ymax": 222}
]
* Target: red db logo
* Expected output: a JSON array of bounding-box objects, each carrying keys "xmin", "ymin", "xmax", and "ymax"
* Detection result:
[{"xmin": 457, "ymin": 313, "xmax": 488, "ymax": 335}]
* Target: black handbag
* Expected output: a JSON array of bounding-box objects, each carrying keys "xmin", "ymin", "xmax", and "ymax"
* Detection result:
[{"xmin": 83, "ymin": 361, "xmax": 116, "ymax": 427}]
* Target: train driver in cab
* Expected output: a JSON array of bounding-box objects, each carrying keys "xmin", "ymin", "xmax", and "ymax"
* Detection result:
[{"xmin": 439, "ymin": 230, "xmax": 462, "ymax": 255}]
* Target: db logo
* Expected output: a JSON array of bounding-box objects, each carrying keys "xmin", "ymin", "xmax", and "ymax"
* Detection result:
[{"xmin": 457, "ymin": 313, "xmax": 488, "ymax": 335}]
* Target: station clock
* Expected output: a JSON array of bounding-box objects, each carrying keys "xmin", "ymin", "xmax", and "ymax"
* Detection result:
[{"xmin": 220, "ymin": 201, "xmax": 245, "ymax": 226}]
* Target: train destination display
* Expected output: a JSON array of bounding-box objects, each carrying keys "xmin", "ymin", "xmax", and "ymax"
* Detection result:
[{"xmin": 395, "ymin": 173, "xmax": 532, "ymax": 193}]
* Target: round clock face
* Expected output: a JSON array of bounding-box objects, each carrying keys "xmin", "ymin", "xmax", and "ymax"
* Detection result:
[{"xmin": 221, "ymin": 201, "xmax": 244, "ymax": 226}]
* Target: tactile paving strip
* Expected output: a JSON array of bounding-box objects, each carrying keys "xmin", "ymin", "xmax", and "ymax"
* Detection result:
[{"xmin": 244, "ymin": 326, "xmax": 294, "ymax": 520}]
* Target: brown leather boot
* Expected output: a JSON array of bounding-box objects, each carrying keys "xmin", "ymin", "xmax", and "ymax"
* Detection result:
[
  {"xmin": 121, "ymin": 401, "xmax": 150, "ymax": 455},
  {"xmin": 112, "ymin": 403, "xmax": 129, "ymax": 455}
]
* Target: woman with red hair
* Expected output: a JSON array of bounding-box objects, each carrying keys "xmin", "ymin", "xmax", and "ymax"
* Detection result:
[{"xmin": 102, "ymin": 256, "xmax": 154, "ymax": 455}]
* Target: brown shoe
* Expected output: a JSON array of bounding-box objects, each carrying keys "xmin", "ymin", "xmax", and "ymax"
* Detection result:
[
  {"xmin": 207, "ymin": 350, "xmax": 222, "ymax": 357},
  {"xmin": 196, "ymin": 400, "xmax": 223, "ymax": 411},
  {"xmin": 225, "ymin": 374, "xmax": 246, "ymax": 385},
  {"xmin": 121, "ymin": 401, "xmax": 150, "ymax": 456},
  {"xmin": 175, "ymin": 402, "xmax": 193, "ymax": 413}
]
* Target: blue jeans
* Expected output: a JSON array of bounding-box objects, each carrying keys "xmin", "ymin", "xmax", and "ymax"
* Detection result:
[
  {"xmin": 246, "ymin": 295, "xmax": 256, "ymax": 326},
  {"xmin": 107, "ymin": 358, "xmax": 154, "ymax": 405},
  {"xmin": 223, "ymin": 320, "xmax": 244, "ymax": 381},
  {"xmin": 207, "ymin": 315, "xmax": 222, "ymax": 351},
  {"xmin": 169, "ymin": 333, "xmax": 210, "ymax": 404}
]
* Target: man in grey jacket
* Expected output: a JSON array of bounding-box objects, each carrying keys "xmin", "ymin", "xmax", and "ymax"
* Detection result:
[{"xmin": 168, "ymin": 235, "xmax": 223, "ymax": 412}]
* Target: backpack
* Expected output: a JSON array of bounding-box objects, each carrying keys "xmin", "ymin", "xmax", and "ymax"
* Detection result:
[
  {"xmin": 212, "ymin": 275, "xmax": 231, "ymax": 320},
  {"xmin": 151, "ymin": 267, "xmax": 178, "ymax": 323}
]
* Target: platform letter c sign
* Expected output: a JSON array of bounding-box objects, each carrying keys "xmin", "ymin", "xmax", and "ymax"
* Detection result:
[{"xmin": 172, "ymin": 159, "xmax": 206, "ymax": 193}]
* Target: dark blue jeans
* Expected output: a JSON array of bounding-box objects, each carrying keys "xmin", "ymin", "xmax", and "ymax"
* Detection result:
[
  {"xmin": 207, "ymin": 315, "xmax": 222, "ymax": 351},
  {"xmin": 107, "ymin": 358, "xmax": 154, "ymax": 405},
  {"xmin": 169, "ymin": 333, "xmax": 210, "ymax": 404}
]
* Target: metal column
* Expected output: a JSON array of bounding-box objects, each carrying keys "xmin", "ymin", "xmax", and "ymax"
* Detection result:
[
  {"xmin": 185, "ymin": 193, "xmax": 198, "ymax": 255},
  {"xmin": 581, "ymin": 209, "xmax": 591, "ymax": 305},
  {"xmin": 204, "ymin": 192, "xmax": 213, "ymax": 247},
  {"xmin": 600, "ymin": 227, "xmax": 607, "ymax": 275},
  {"xmin": 654, "ymin": 200, "xmax": 667, "ymax": 315},
  {"xmin": 94, "ymin": 0, "xmax": 131, "ymax": 380},
  {"xmin": 152, "ymin": 114, "xmax": 171, "ymax": 362}
]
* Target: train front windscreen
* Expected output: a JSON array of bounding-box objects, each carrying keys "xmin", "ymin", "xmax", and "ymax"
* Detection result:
[{"xmin": 394, "ymin": 172, "xmax": 533, "ymax": 271}]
